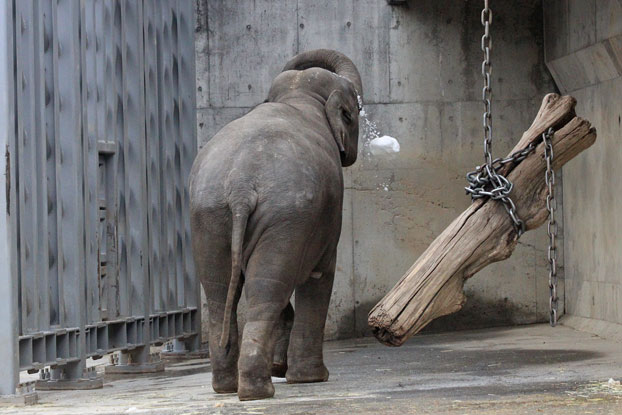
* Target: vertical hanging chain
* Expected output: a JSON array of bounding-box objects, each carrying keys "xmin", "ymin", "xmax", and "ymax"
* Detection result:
[
  {"xmin": 467, "ymin": 2, "xmax": 559, "ymax": 326},
  {"xmin": 481, "ymin": 0, "xmax": 493, "ymax": 171},
  {"xmin": 544, "ymin": 128, "xmax": 558, "ymax": 326},
  {"xmin": 466, "ymin": 0, "xmax": 527, "ymax": 236}
]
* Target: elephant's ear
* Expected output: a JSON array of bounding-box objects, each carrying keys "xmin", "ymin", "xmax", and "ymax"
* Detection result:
[{"xmin": 325, "ymin": 89, "xmax": 348, "ymax": 155}]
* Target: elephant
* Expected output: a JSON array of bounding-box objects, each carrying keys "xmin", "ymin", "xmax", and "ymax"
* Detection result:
[{"xmin": 189, "ymin": 49, "xmax": 362, "ymax": 401}]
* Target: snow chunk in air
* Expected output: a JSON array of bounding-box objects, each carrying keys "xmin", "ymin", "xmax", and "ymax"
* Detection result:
[{"xmin": 369, "ymin": 135, "xmax": 400, "ymax": 156}]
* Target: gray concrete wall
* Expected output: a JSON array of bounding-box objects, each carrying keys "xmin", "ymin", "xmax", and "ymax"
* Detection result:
[
  {"xmin": 544, "ymin": 0, "xmax": 622, "ymax": 330},
  {"xmin": 195, "ymin": 0, "xmax": 557, "ymax": 340}
]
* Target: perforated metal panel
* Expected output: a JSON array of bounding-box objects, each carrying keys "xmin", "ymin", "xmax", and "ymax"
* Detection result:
[{"xmin": 0, "ymin": 0, "xmax": 199, "ymax": 395}]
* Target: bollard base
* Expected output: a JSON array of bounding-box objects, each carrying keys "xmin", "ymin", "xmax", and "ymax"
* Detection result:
[
  {"xmin": 0, "ymin": 382, "xmax": 38, "ymax": 406},
  {"xmin": 160, "ymin": 341, "xmax": 209, "ymax": 362},
  {"xmin": 0, "ymin": 392, "xmax": 38, "ymax": 406},
  {"xmin": 35, "ymin": 377, "xmax": 103, "ymax": 391},
  {"xmin": 105, "ymin": 360, "xmax": 165, "ymax": 374},
  {"xmin": 105, "ymin": 351, "xmax": 166, "ymax": 374}
]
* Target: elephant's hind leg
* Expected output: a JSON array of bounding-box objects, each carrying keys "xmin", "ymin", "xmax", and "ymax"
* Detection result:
[
  {"xmin": 286, "ymin": 256, "xmax": 336, "ymax": 384},
  {"xmin": 272, "ymin": 302, "xmax": 294, "ymax": 377},
  {"xmin": 206, "ymin": 277, "xmax": 243, "ymax": 393},
  {"xmin": 237, "ymin": 237, "xmax": 304, "ymax": 401},
  {"xmin": 191, "ymin": 216, "xmax": 241, "ymax": 394}
]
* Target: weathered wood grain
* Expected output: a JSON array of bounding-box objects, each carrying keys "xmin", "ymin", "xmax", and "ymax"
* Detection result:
[{"xmin": 368, "ymin": 94, "xmax": 597, "ymax": 346}]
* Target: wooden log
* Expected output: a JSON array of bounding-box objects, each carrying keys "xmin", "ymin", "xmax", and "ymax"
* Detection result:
[{"xmin": 367, "ymin": 94, "xmax": 597, "ymax": 347}]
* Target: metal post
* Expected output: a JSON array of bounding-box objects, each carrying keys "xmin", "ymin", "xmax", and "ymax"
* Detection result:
[
  {"xmin": 0, "ymin": 1, "xmax": 36, "ymax": 405},
  {"xmin": 0, "ymin": 0, "xmax": 20, "ymax": 399},
  {"xmin": 176, "ymin": 0, "xmax": 200, "ymax": 352}
]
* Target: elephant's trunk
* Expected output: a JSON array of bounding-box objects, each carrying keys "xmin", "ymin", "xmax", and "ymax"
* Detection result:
[{"xmin": 282, "ymin": 49, "xmax": 363, "ymax": 101}]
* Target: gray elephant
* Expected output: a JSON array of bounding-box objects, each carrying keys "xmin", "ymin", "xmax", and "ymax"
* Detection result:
[{"xmin": 189, "ymin": 49, "xmax": 362, "ymax": 401}]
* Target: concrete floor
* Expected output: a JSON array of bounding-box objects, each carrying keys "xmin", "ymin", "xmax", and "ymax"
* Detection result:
[{"xmin": 5, "ymin": 324, "xmax": 622, "ymax": 414}]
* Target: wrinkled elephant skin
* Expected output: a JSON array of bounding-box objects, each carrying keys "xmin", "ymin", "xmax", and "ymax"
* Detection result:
[{"xmin": 189, "ymin": 49, "xmax": 363, "ymax": 401}]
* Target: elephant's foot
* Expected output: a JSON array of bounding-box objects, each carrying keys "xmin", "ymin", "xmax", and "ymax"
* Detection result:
[
  {"xmin": 238, "ymin": 375, "xmax": 275, "ymax": 401},
  {"xmin": 286, "ymin": 360, "xmax": 329, "ymax": 384},
  {"xmin": 212, "ymin": 371, "xmax": 238, "ymax": 394},
  {"xmin": 271, "ymin": 361, "xmax": 288, "ymax": 378}
]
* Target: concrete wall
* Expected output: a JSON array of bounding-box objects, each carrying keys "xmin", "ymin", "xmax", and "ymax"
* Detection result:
[
  {"xmin": 544, "ymin": 0, "xmax": 622, "ymax": 332},
  {"xmin": 195, "ymin": 0, "xmax": 557, "ymax": 340}
]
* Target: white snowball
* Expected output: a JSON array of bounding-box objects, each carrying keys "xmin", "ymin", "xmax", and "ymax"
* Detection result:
[{"xmin": 369, "ymin": 135, "xmax": 400, "ymax": 156}]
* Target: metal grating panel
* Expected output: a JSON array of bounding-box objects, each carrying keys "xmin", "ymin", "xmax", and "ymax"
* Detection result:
[{"xmin": 0, "ymin": 0, "xmax": 200, "ymax": 394}]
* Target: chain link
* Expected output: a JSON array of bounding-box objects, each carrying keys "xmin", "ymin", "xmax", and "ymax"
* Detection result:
[
  {"xmin": 466, "ymin": 0, "xmax": 528, "ymax": 236},
  {"xmin": 543, "ymin": 128, "xmax": 558, "ymax": 326},
  {"xmin": 481, "ymin": 0, "xmax": 493, "ymax": 170},
  {"xmin": 466, "ymin": 2, "xmax": 559, "ymax": 326},
  {"xmin": 465, "ymin": 143, "xmax": 536, "ymax": 235}
]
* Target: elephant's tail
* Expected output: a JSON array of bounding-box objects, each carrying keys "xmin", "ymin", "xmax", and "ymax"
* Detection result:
[{"xmin": 220, "ymin": 199, "xmax": 254, "ymax": 348}]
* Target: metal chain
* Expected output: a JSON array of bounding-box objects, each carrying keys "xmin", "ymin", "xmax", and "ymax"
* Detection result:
[
  {"xmin": 481, "ymin": 0, "xmax": 493, "ymax": 170},
  {"xmin": 466, "ymin": 0, "xmax": 528, "ymax": 236},
  {"xmin": 466, "ymin": 1, "xmax": 559, "ymax": 326},
  {"xmin": 543, "ymin": 128, "xmax": 558, "ymax": 326}
]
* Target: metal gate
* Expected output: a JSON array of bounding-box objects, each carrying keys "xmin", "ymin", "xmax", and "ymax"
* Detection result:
[{"xmin": 0, "ymin": 0, "xmax": 199, "ymax": 396}]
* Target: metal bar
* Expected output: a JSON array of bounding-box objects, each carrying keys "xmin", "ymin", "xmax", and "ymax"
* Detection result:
[
  {"xmin": 143, "ymin": 0, "xmax": 163, "ymax": 313},
  {"xmin": 0, "ymin": 0, "xmax": 19, "ymax": 396},
  {"xmin": 31, "ymin": 1, "xmax": 50, "ymax": 329},
  {"xmin": 52, "ymin": 0, "xmax": 86, "ymax": 379},
  {"xmin": 93, "ymin": 0, "xmax": 109, "ymax": 322},
  {"xmin": 120, "ymin": 0, "xmax": 148, "ymax": 319},
  {"xmin": 94, "ymin": 0, "xmax": 106, "ymax": 154},
  {"xmin": 51, "ymin": 0, "xmax": 64, "ymax": 330},
  {"xmin": 99, "ymin": 0, "xmax": 126, "ymax": 320},
  {"xmin": 33, "ymin": 0, "xmax": 51, "ymax": 332},
  {"xmin": 39, "ymin": 0, "xmax": 59, "ymax": 329},
  {"xmin": 111, "ymin": 0, "xmax": 130, "ymax": 318},
  {"xmin": 169, "ymin": 1, "xmax": 185, "ymax": 310},
  {"xmin": 120, "ymin": 0, "xmax": 150, "ymax": 362},
  {"xmin": 154, "ymin": 0, "xmax": 169, "ymax": 313},
  {"xmin": 81, "ymin": 0, "xmax": 100, "ymax": 325},
  {"xmin": 175, "ymin": 0, "xmax": 199, "ymax": 347},
  {"xmin": 15, "ymin": 0, "xmax": 40, "ymax": 334},
  {"xmin": 101, "ymin": 0, "xmax": 120, "ymax": 320},
  {"xmin": 8, "ymin": 0, "xmax": 21, "ymax": 341},
  {"xmin": 157, "ymin": 0, "xmax": 176, "ymax": 311}
]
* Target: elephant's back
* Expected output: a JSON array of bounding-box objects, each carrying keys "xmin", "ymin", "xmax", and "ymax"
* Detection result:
[{"xmin": 190, "ymin": 104, "xmax": 342, "ymax": 217}]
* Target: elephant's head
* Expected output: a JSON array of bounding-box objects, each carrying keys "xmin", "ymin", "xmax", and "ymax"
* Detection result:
[{"xmin": 271, "ymin": 49, "xmax": 363, "ymax": 167}]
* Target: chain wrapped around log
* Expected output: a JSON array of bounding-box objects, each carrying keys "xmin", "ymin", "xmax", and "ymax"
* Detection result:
[{"xmin": 367, "ymin": 94, "xmax": 597, "ymax": 347}]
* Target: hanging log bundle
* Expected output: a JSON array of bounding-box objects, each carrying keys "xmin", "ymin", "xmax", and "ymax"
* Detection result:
[{"xmin": 368, "ymin": 94, "xmax": 597, "ymax": 347}]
